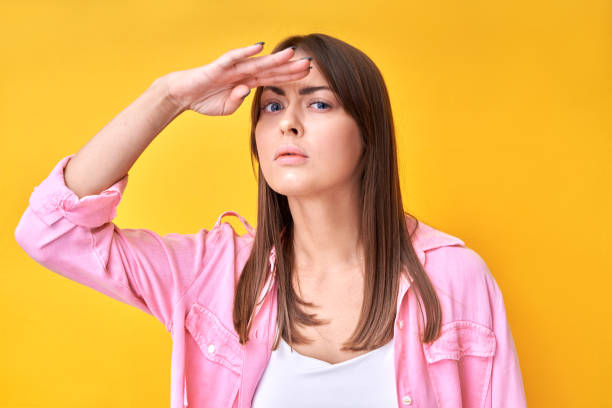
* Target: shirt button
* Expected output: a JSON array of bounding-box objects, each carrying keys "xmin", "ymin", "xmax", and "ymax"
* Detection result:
[
  {"xmin": 207, "ymin": 344, "xmax": 216, "ymax": 354},
  {"xmin": 401, "ymin": 395, "xmax": 412, "ymax": 405},
  {"xmin": 397, "ymin": 320, "xmax": 404, "ymax": 329}
]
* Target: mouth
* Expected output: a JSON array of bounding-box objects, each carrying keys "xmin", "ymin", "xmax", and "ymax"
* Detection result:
[
  {"xmin": 275, "ymin": 154, "xmax": 309, "ymax": 164},
  {"xmin": 274, "ymin": 144, "xmax": 309, "ymax": 160},
  {"xmin": 276, "ymin": 153, "xmax": 307, "ymax": 159}
]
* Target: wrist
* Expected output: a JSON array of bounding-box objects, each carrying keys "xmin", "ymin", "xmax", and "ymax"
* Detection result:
[{"xmin": 150, "ymin": 75, "xmax": 187, "ymax": 116}]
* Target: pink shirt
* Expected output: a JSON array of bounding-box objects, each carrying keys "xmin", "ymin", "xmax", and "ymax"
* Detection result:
[{"xmin": 15, "ymin": 153, "xmax": 527, "ymax": 408}]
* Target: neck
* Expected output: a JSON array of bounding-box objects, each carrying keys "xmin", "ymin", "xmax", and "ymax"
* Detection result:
[{"xmin": 287, "ymin": 183, "xmax": 364, "ymax": 283}]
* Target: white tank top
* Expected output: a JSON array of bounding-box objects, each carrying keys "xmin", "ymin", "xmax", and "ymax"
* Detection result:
[{"xmin": 251, "ymin": 336, "xmax": 397, "ymax": 407}]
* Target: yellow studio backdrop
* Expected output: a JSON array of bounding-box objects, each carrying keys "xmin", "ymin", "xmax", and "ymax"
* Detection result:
[{"xmin": 2, "ymin": 1, "xmax": 610, "ymax": 407}]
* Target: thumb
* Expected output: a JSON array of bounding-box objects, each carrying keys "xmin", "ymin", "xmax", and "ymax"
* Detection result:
[{"xmin": 225, "ymin": 84, "xmax": 252, "ymax": 114}]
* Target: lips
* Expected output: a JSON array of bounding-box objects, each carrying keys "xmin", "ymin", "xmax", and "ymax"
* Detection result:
[{"xmin": 274, "ymin": 144, "xmax": 309, "ymax": 160}]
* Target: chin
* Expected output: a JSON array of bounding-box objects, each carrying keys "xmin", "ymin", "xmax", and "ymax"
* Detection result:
[
  {"xmin": 269, "ymin": 187, "xmax": 308, "ymax": 197},
  {"xmin": 267, "ymin": 181, "xmax": 316, "ymax": 198}
]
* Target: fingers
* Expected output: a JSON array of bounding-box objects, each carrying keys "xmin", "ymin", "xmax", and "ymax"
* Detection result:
[
  {"xmin": 212, "ymin": 41, "xmax": 313, "ymax": 95},
  {"xmin": 223, "ymin": 84, "xmax": 253, "ymax": 115},
  {"xmin": 255, "ymin": 58, "xmax": 311, "ymax": 79},
  {"xmin": 231, "ymin": 47, "xmax": 299, "ymax": 76},
  {"xmin": 214, "ymin": 41, "xmax": 314, "ymax": 82},
  {"xmin": 243, "ymin": 67, "xmax": 312, "ymax": 89},
  {"xmin": 215, "ymin": 42, "xmax": 267, "ymax": 70}
]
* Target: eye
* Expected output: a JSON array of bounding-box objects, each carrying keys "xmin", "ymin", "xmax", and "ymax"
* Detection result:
[
  {"xmin": 261, "ymin": 101, "xmax": 282, "ymax": 113},
  {"xmin": 260, "ymin": 100, "xmax": 332, "ymax": 114},
  {"xmin": 311, "ymin": 101, "xmax": 331, "ymax": 110}
]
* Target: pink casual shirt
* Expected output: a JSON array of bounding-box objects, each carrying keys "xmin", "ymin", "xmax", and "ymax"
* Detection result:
[{"xmin": 15, "ymin": 153, "xmax": 527, "ymax": 408}]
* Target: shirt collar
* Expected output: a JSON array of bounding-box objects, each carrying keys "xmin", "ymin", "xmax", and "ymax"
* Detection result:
[
  {"xmin": 410, "ymin": 219, "xmax": 465, "ymax": 265},
  {"xmin": 256, "ymin": 217, "xmax": 465, "ymax": 309}
]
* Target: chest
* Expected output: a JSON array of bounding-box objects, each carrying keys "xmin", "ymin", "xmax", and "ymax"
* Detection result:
[
  {"xmin": 180, "ymin": 273, "xmax": 497, "ymax": 408},
  {"xmin": 288, "ymin": 270, "xmax": 372, "ymax": 365}
]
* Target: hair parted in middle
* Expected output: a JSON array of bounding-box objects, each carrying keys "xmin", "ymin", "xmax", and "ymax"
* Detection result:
[{"xmin": 233, "ymin": 33, "xmax": 442, "ymax": 352}]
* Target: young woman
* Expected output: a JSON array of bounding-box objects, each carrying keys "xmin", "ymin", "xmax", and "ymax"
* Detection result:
[{"xmin": 15, "ymin": 33, "xmax": 527, "ymax": 407}]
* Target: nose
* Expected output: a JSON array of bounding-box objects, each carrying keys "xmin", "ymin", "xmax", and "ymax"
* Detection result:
[
  {"xmin": 281, "ymin": 124, "xmax": 298, "ymax": 135},
  {"xmin": 279, "ymin": 105, "xmax": 303, "ymax": 137}
]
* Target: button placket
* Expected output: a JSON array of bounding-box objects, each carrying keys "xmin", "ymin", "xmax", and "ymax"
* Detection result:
[{"xmin": 395, "ymin": 314, "xmax": 413, "ymax": 406}]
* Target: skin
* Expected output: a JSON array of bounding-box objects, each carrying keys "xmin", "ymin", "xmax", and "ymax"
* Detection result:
[{"xmin": 255, "ymin": 49, "xmax": 366, "ymax": 287}]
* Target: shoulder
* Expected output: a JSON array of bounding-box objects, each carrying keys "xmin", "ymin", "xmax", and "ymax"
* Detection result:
[
  {"xmin": 207, "ymin": 210, "xmax": 256, "ymax": 251},
  {"xmin": 412, "ymin": 219, "xmax": 499, "ymax": 327},
  {"xmin": 181, "ymin": 211, "xmax": 256, "ymax": 325}
]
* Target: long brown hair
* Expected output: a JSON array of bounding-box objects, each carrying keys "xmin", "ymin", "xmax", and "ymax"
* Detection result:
[{"xmin": 233, "ymin": 33, "xmax": 442, "ymax": 351}]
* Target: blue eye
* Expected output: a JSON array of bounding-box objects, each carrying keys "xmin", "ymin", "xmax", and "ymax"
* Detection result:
[
  {"xmin": 260, "ymin": 101, "xmax": 331, "ymax": 113},
  {"xmin": 311, "ymin": 101, "xmax": 330, "ymax": 110},
  {"xmin": 261, "ymin": 102, "xmax": 282, "ymax": 113}
]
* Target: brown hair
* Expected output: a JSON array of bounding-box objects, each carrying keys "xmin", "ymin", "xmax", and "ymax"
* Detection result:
[{"xmin": 233, "ymin": 33, "xmax": 442, "ymax": 351}]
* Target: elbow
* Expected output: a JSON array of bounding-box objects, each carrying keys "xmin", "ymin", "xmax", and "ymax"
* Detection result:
[{"xmin": 14, "ymin": 207, "xmax": 48, "ymax": 264}]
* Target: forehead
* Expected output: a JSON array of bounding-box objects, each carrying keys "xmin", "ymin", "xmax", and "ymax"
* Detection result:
[{"xmin": 260, "ymin": 52, "xmax": 331, "ymax": 95}]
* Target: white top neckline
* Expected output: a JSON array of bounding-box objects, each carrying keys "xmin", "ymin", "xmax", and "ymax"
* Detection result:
[
  {"xmin": 278, "ymin": 336, "xmax": 392, "ymax": 369},
  {"xmin": 252, "ymin": 336, "xmax": 398, "ymax": 407}
]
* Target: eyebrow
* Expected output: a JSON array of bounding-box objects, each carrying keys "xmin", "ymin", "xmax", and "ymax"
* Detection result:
[{"xmin": 261, "ymin": 85, "xmax": 332, "ymax": 96}]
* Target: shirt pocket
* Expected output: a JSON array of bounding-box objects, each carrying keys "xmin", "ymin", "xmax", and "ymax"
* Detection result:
[
  {"xmin": 184, "ymin": 302, "xmax": 243, "ymax": 407},
  {"xmin": 422, "ymin": 320, "xmax": 496, "ymax": 408}
]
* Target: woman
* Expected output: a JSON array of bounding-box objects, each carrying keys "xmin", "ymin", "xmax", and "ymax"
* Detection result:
[{"xmin": 15, "ymin": 33, "xmax": 527, "ymax": 407}]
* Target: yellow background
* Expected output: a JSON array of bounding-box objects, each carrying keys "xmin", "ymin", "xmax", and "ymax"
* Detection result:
[{"xmin": 2, "ymin": 1, "xmax": 610, "ymax": 407}]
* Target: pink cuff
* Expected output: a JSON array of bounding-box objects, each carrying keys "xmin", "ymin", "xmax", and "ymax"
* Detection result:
[{"xmin": 28, "ymin": 154, "xmax": 129, "ymax": 228}]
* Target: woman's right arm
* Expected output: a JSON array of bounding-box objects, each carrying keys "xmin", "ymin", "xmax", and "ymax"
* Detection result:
[
  {"xmin": 62, "ymin": 76, "xmax": 183, "ymax": 199},
  {"xmin": 64, "ymin": 42, "xmax": 311, "ymax": 198},
  {"xmin": 14, "ymin": 42, "xmax": 311, "ymax": 332}
]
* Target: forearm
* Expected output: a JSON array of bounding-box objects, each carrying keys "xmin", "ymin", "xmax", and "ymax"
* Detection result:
[{"xmin": 63, "ymin": 76, "xmax": 184, "ymax": 198}]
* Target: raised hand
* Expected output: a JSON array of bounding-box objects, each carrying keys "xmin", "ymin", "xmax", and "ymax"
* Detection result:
[{"xmin": 163, "ymin": 42, "xmax": 311, "ymax": 116}]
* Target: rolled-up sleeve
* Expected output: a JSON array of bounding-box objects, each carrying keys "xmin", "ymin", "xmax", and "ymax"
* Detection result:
[{"xmin": 14, "ymin": 154, "xmax": 211, "ymax": 332}]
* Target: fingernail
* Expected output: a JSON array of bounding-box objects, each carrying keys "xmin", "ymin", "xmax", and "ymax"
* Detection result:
[
  {"xmin": 299, "ymin": 57, "xmax": 312, "ymax": 61},
  {"xmin": 254, "ymin": 41, "xmax": 265, "ymax": 46},
  {"xmin": 241, "ymin": 89, "xmax": 251, "ymax": 98}
]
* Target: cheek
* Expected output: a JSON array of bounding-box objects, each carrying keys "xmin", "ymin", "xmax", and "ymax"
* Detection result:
[
  {"xmin": 254, "ymin": 125, "xmax": 281, "ymax": 187},
  {"xmin": 315, "ymin": 121, "xmax": 362, "ymax": 172},
  {"xmin": 254, "ymin": 123, "xmax": 273, "ymax": 162}
]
